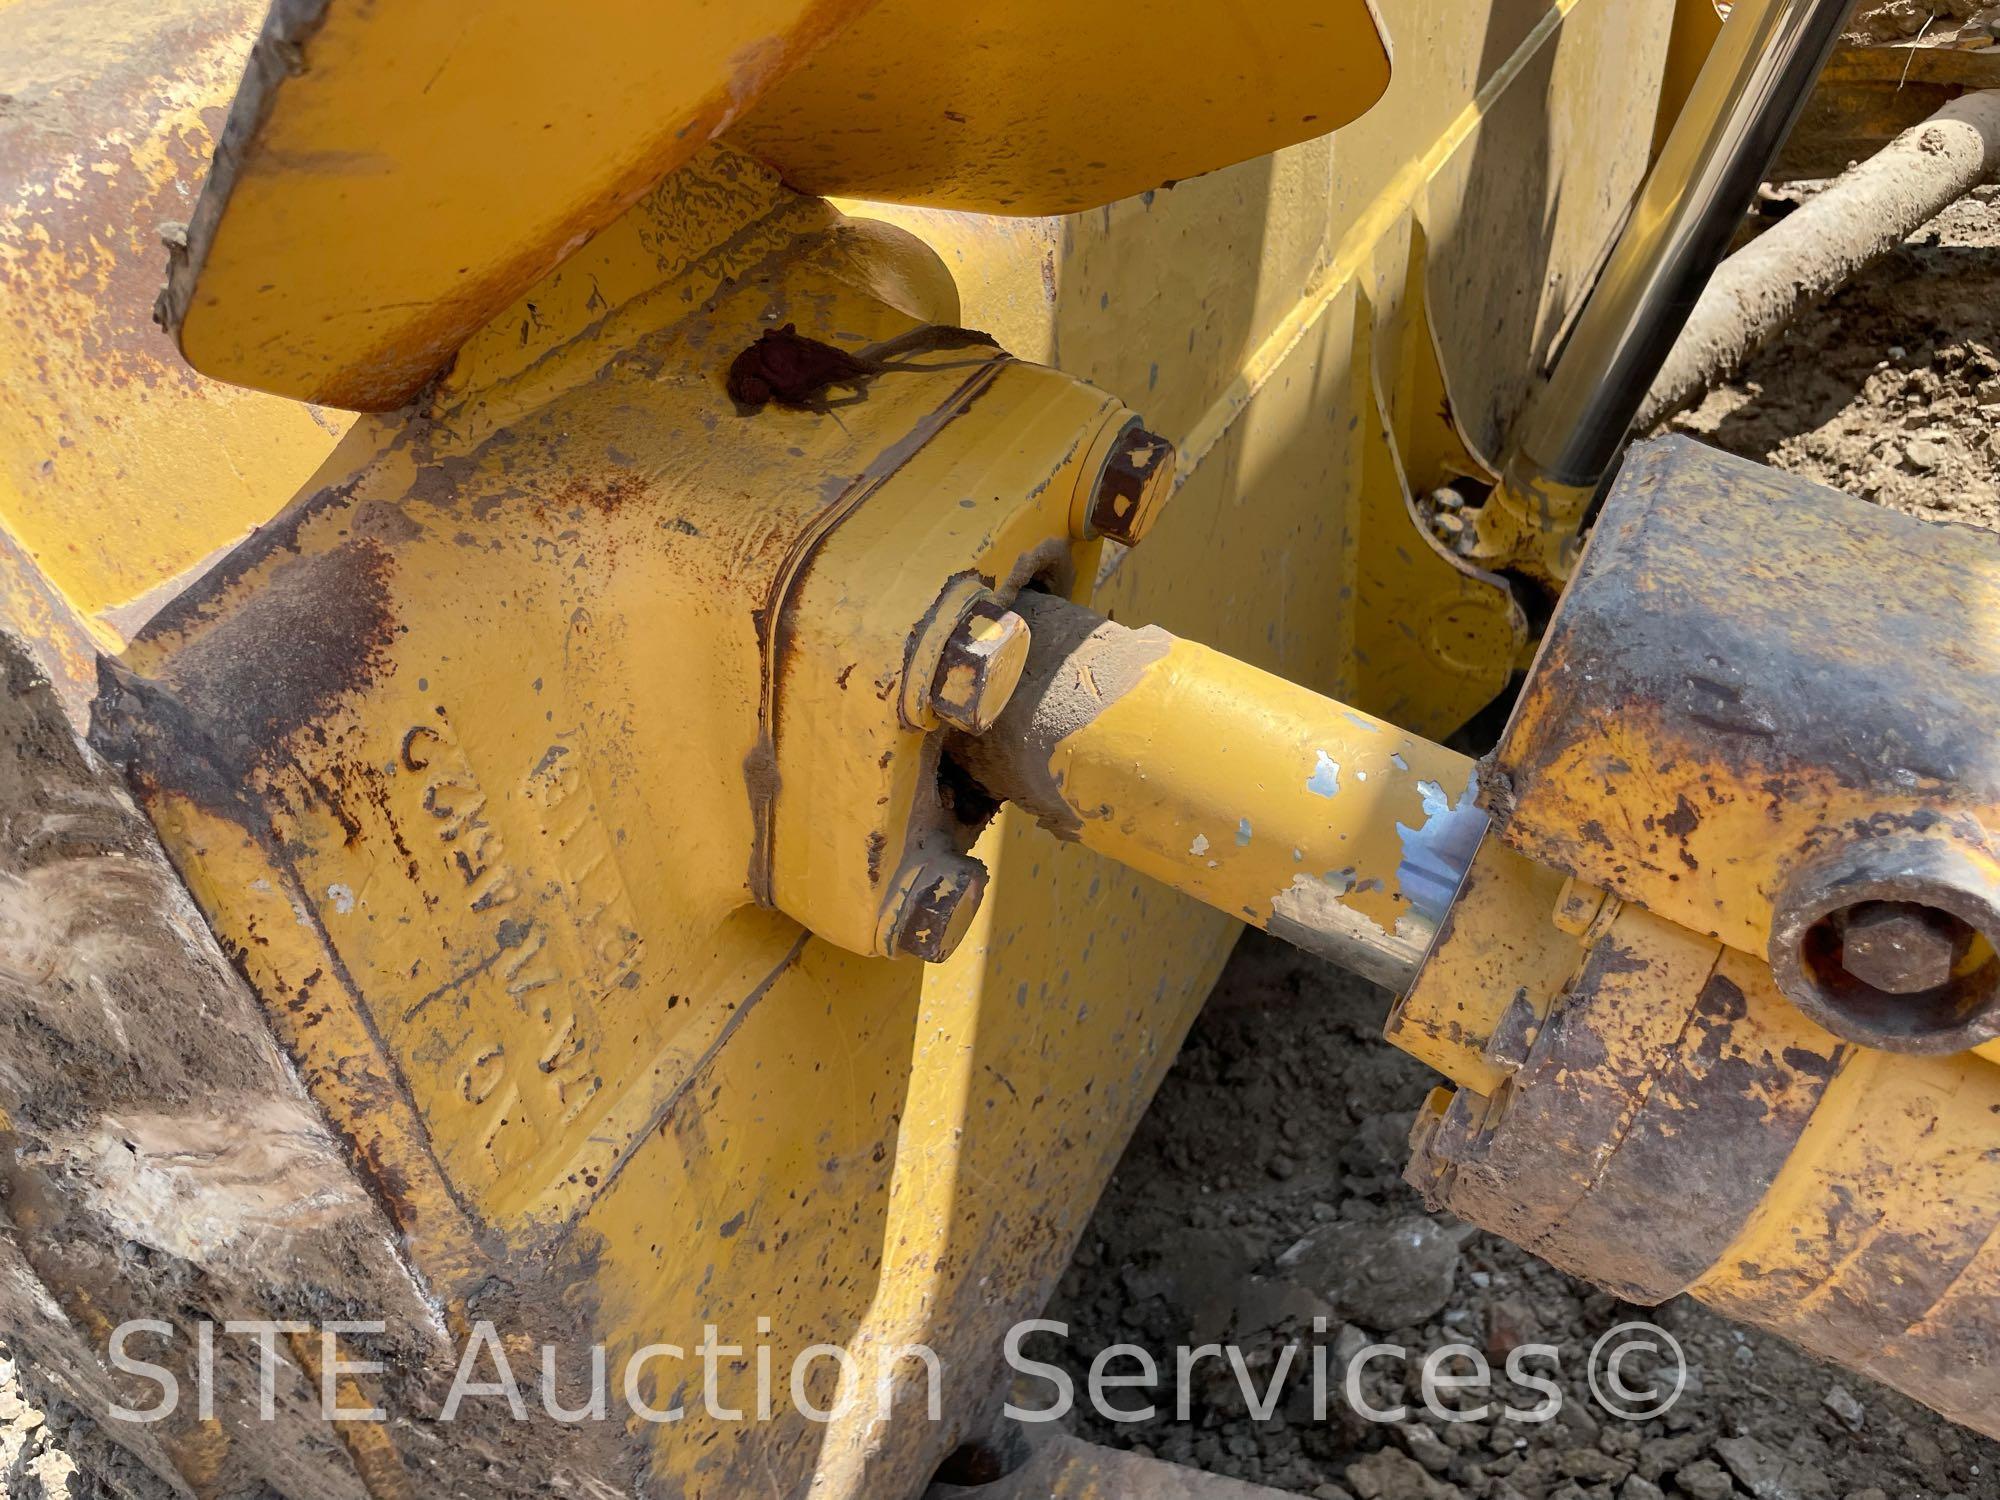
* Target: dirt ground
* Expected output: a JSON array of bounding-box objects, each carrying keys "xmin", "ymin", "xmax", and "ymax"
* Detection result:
[
  {"xmin": 5, "ymin": 135, "xmax": 2000, "ymax": 1500},
  {"xmin": 1033, "ymin": 934, "xmax": 1999, "ymax": 1500},
  {"xmin": 0, "ymin": 1362, "xmax": 161, "ymax": 1500},
  {"xmin": 1026, "ymin": 188, "xmax": 2000, "ymax": 1499},
  {"xmin": 1846, "ymin": 0, "xmax": 2000, "ymax": 47},
  {"xmin": 1676, "ymin": 189, "xmax": 2000, "ymax": 529}
]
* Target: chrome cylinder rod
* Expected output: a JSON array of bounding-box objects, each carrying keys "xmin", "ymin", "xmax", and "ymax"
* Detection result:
[
  {"xmin": 1524, "ymin": 0, "xmax": 1850, "ymax": 486},
  {"xmin": 1476, "ymin": 0, "xmax": 1851, "ymax": 582}
]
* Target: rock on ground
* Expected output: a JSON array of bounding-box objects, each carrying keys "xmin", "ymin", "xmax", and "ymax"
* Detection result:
[
  {"xmin": 0, "ymin": 1357, "xmax": 167, "ymax": 1500},
  {"xmin": 1274, "ymin": 1218, "xmax": 1478, "ymax": 1334},
  {"xmin": 1036, "ymin": 927, "xmax": 2000, "ymax": 1496}
]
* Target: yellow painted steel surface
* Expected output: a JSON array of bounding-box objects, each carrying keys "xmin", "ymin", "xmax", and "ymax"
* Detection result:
[
  {"xmin": 163, "ymin": 0, "xmax": 1390, "ymax": 411},
  {"xmin": 1401, "ymin": 439, "xmax": 2000, "ymax": 1443},
  {"xmin": 723, "ymin": 0, "xmax": 1390, "ymax": 213},
  {"xmin": 1387, "ymin": 837, "xmax": 1574, "ymax": 1097},
  {"xmin": 968, "ymin": 599, "xmax": 1481, "ymax": 991},
  {"xmin": 1405, "ymin": 880, "xmax": 2000, "ymax": 1443},
  {"xmin": 1695, "ymin": 1034, "xmax": 2000, "ymax": 1438},
  {"xmin": 0, "ymin": 0, "xmax": 351, "ymax": 699},
  {"xmin": 112, "ymin": 153, "xmax": 1239, "ymax": 1491},
  {"xmin": 1493, "ymin": 439, "xmax": 2000, "ymax": 967},
  {"xmin": 163, "ymin": 0, "xmax": 874, "ymax": 410},
  {"xmin": 1657, "ymin": 0, "xmax": 1728, "ymax": 158},
  {"xmin": 1034, "ymin": 635, "xmax": 1472, "ymax": 948},
  {"xmin": 0, "ymin": 0, "xmax": 1688, "ymax": 1494},
  {"xmin": 120, "ymin": 157, "xmax": 1107, "ymax": 1236},
  {"xmin": 857, "ymin": 0, "xmax": 1674, "ymax": 733}
]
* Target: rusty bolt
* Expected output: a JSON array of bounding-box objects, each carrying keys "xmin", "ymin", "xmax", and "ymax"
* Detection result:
[
  {"xmin": 929, "ymin": 593, "xmax": 1031, "ymax": 735},
  {"xmin": 1083, "ymin": 424, "xmax": 1176, "ymax": 546},
  {"xmin": 893, "ymin": 852, "xmax": 989, "ymax": 962},
  {"xmin": 1837, "ymin": 901, "xmax": 1961, "ymax": 994}
]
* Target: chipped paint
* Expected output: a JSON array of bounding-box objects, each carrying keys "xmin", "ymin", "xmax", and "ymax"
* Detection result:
[
  {"xmin": 962, "ymin": 593, "xmax": 1478, "ymax": 996},
  {"xmin": 1375, "ymin": 769, "xmax": 1489, "ymax": 968},
  {"xmin": 1491, "ymin": 438, "xmax": 2000, "ymax": 970},
  {"xmin": 1269, "ymin": 872, "xmax": 1416, "ymax": 992},
  {"xmin": 1306, "ymin": 751, "xmax": 1342, "ymax": 798}
]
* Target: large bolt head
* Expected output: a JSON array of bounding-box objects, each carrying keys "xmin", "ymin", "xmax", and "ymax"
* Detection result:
[
  {"xmin": 1837, "ymin": 901, "xmax": 1961, "ymax": 995},
  {"xmin": 929, "ymin": 594, "xmax": 1030, "ymax": 735},
  {"xmin": 1771, "ymin": 836, "xmax": 2000, "ymax": 1055},
  {"xmin": 893, "ymin": 853, "xmax": 989, "ymax": 963},
  {"xmin": 1085, "ymin": 425, "xmax": 1175, "ymax": 546}
]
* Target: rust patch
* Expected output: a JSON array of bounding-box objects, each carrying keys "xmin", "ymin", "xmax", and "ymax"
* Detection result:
[
  {"xmin": 1491, "ymin": 437, "xmax": 2000, "ymax": 956},
  {"xmin": 948, "ymin": 590, "xmax": 1171, "ymax": 841},
  {"xmin": 0, "ymin": 0, "xmax": 258, "ymax": 403},
  {"xmin": 531, "ymin": 471, "xmax": 648, "ymax": 522},
  {"xmin": 131, "ymin": 538, "xmax": 399, "ymax": 784},
  {"xmin": 1661, "ymin": 792, "xmax": 1700, "ymax": 840}
]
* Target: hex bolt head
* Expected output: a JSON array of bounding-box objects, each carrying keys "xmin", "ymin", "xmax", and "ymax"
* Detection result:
[
  {"xmin": 1837, "ymin": 901, "xmax": 1961, "ymax": 994},
  {"xmin": 1085, "ymin": 425, "xmax": 1176, "ymax": 546},
  {"xmin": 929, "ymin": 593, "xmax": 1031, "ymax": 735},
  {"xmin": 892, "ymin": 852, "xmax": 989, "ymax": 963}
]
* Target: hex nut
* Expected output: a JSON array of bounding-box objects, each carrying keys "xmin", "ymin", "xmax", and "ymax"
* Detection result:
[
  {"xmin": 1837, "ymin": 901, "xmax": 1960, "ymax": 995},
  {"xmin": 1769, "ymin": 835, "xmax": 2000, "ymax": 1055},
  {"xmin": 892, "ymin": 853, "xmax": 989, "ymax": 962},
  {"xmin": 1085, "ymin": 424, "xmax": 1176, "ymax": 546},
  {"xmin": 929, "ymin": 594, "xmax": 1031, "ymax": 735}
]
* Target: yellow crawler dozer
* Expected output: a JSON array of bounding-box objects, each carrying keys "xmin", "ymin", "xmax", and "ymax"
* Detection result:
[{"xmin": 1, "ymin": 0, "xmax": 1996, "ymax": 1494}]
